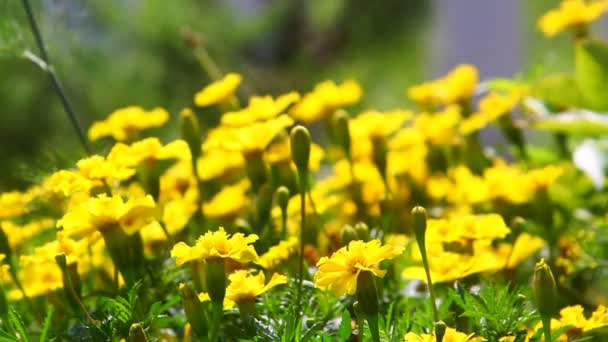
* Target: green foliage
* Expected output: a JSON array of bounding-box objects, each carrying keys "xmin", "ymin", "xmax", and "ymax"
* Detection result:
[{"xmin": 575, "ymin": 40, "xmax": 608, "ymax": 111}]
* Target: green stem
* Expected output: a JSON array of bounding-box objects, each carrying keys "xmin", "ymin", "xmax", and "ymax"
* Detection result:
[
  {"xmin": 367, "ymin": 313, "xmax": 380, "ymax": 342},
  {"xmin": 420, "ymin": 245, "xmax": 439, "ymax": 323},
  {"xmin": 542, "ymin": 316, "xmax": 552, "ymax": 342},
  {"xmin": 20, "ymin": 0, "xmax": 92, "ymax": 154},
  {"xmin": 294, "ymin": 171, "xmax": 307, "ymax": 316}
]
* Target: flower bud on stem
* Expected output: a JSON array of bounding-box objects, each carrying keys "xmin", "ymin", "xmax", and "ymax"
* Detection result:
[
  {"xmin": 355, "ymin": 271, "xmax": 380, "ymax": 342},
  {"xmin": 179, "ymin": 282, "xmax": 208, "ymax": 339},
  {"xmin": 533, "ymin": 259, "xmax": 557, "ymax": 342},
  {"xmin": 275, "ymin": 186, "xmax": 290, "ymax": 239},
  {"xmin": 412, "ymin": 206, "xmax": 439, "ymax": 323}
]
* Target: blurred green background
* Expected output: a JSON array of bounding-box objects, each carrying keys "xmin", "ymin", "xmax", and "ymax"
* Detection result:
[{"xmin": 0, "ymin": 0, "xmax": 571, "ymax": 190}]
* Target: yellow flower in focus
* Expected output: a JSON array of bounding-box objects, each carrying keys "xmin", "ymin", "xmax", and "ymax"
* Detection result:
[
  {"xmin": 198, "ymin": 270, "xmax": 287, "ymax": 309},
  {"xmin": 108, "ymin": 138, "xmax": 191, "ymax": 169},
  {"xmin": 43, "ymin": 170, "xmax": 94, "ymax": 197},
  {"xmin": 88, "ymin": 106, "xmax": 169, "ymax": 142},
  {"xmin": 57, "ymin": 193, "xmax": 157, "ymax": 237},
  {"xmin": 313, "ymin": 239, "xmax": 403, "ymax": 296},
  {"xmin": 221, "ymin": 92, "xmax": 300, "ymax": 126},
  {"xmin": 290, "ymin": 80, "xmax": 363, "ymax": 122},
  {"xmin": 407, "ymin": 65, "xmax": 478, "ymax": 107},
  {"xmin": 538, "ymin": 0, "xmax": 608, "ymax": 37},
  {"xmin": 258, "ymin": 237, "xmax": 299, "ymax": 269},
  {"xmin": 403, "ymin": 326, "xmax": 483, "ymax": 342},
  {"xmin": 170, "ymin": 227, "xmax": 259, "ymax": 265},
  {"xmin": 194, "ymin": 73, "xmax": 242, "ymax": 107},
  {"xmin": 202, "ymin": 180, "xmax": 250, "ymax": 218}
]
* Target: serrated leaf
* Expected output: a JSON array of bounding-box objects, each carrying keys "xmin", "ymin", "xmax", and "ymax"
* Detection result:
[
  {"xmin": 8, "ymin": 308, "xmax": 28, "ymax": 342},
  {"xmin": 576, "ymin": 40, "xmax": 608, "ymax": 111},
  {"xmin": 39, "ymin": 306, "xmax": 54, "ymax": 342},
  {"xmin": 338, "ymin": 310, "xmax": 351, "ymax": 341}
]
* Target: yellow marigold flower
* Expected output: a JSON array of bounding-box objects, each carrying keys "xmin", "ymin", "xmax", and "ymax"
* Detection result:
[
  {"xmin": 1, "ymin": 218, "xmax": 54, "ymax": 250},
  {"xmin": 108, "ymin": 138, "xmax": 191, "ymax": 168},
  {"xmin": 415, "ymin": 105, "xmax": 462, "ymax": 145},
  {"xmin": 291, "ymin": 80, "xmax": 363, "ymax": 122},
  {"xmin": 426, "ymin": 213, "xmax": 510, "ymax": 245},
  {"xmin": 460, "ymin": 91, "xmax": 521, "ymax": 135},
  {"xmin": 527, "ymin": 165, "xmax": 563, "ymax": 191},
  {"xmin": 221, "ymin": 92, "xmax": 300, "ymax": 127},
  {"xmin": 407, "ymin": 65, "xmax": 478, "ymax": 107},
  {"xmin": 313, "ymin": 239, "xmax": 403, "ymax": 296},
  {"xmin": 77, "ymin": 155, "xmax": 136, "ymax": 183},
  {"xmin": 205, "ymin": 115, "xmax": 294, "ymax": 155},
  {"xmin": 350, "ymin": 109, "xmax": 413, "ymax": 141},
  {"xmin": 57, "ymin": 193, "xmax": 157, "ymax": 237},
  {"xmin": 483, "ymin": 159, "xmax": 534, "ymax": 204},
  {"xmin": 170, "ymin": 227, "xmax": 259, "ymax": 265},
  {"xmin": 88, "ymin": 106, "xmax": 169, "ymax": 142},
  {"xmin": 497, "ymin": 233, "xmax": 546, "ymax": 269},
  {"xmin": 258, "ymin": 237, "xmax": 299, "ymax": 269},
  {"xmin": 194, "ymin": 73, "xmax": 242, "ymax": 107},
  {"xmin": 196, "ymin": 149, "xmax": 245, "ymax": 181},
  {"xmin": 403, "ymin": 326, "xmax": 483, "ymax": 342},
  {"xmin": 202, "ymin": 180, "xmax": 250, "ymax": 218},
  {"xmin": 198, "ymin": 270, "xmax": 287, "ymax": 309},
  {"xmin": 43, "ymin": 170, "xmax": 94, "ymax": 197},
  {"xmin": 538, "ymin": 0, "xmax": 608, "ymax": 37},
  {"xmin": 8, "ymin": 258, "xmax": 62, "ymax": 300},
  {"xmin": 0, "ymin": 191, "xmax": 31, "ymax": 219}
]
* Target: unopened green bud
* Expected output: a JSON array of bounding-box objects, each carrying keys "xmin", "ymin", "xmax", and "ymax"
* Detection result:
[
  {"xmin": 332, "ymin": 110, "xmax": 351, "ymax": 160},
  {"xmin": 355, "ymin": 271, "xmax": 381, "ymax": 342},
  {"xmin": 434, "ymin": 321, "xmax": 447, "ymax": 342},
  {"xmin": 180, "ymin": 108, "xmax": 202, "ymax": 160},
  {"xmin": 100, "ymin": 225, "xmax": 145, "ymax": 288},
  {"xmin": 290, "ymin": 125, "xmax": 311, "ymax": 174},
  {"xmin": 354, "ymin": 222, "xmax": 369, "ymax": 241},
  {"xmin": 412, "ymin": 206, "xmax": 427, "ymax": 249},
  {"xmin": 372, "ymin": 137, "xmax": 388, "ymax": 179},
  {"xmin": 340, "ymin": 224, "xmax": 358, "ymax": 246},
  {"xmin": 275, "ymin": 186, "xmax": 290, "ymax": 212},
  {"xmin": 128, "ymin": 323, "xmax": 148, "ymax": 342},
  {"xmin": 179, "ymin": 282, "xmax": 207, "ymax": 338},
  {"xmin": 533, "ymin": 259, "xmax": 557, "ymax": 319}
]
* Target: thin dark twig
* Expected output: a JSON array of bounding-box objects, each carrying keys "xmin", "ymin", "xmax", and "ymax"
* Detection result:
[{"xmin": 20, "ymin": 0, "xmax": 92, "ymax": 154}]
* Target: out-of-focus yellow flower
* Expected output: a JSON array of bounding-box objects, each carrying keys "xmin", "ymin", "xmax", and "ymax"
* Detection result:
[
  {"xmin": 460, "ymin": 90, "xmax": 522, "ymax": 136},
  {"xmin": 43, "ymin": 170, "xmax": 94, "ymax": 197},
  {"xmin": 314, "ymin": 239, "xmax": 403, "ymax": 296},
  {"xmin": 291, "ymin": 80, "xmax": 362, "ymax": 122},
  {"xmin": 0, "ymin": 191, "xmax": 32, "ymax": 219},
  {"xmin": 194, "ymin": 73, "xmax": 242, "ymax": 107},
  {"xmin": 77, "ymin": 155, "xmax": 136, "ymax": 184},
  {"xmin": 538, "ymin": 0, "xmax": 608, "ymax": 37},
  {"xmin": 415, "ymin": 105, "xmax": 462, "ymax": 145},
  {"xmin": 88, "ymin": 106, "xmax": 169, "ymax": 142},
  {"xmin": 483, "ymin": 159, "xmax": 534, "ymax": 204},
  {"xmin": 527, "ymin": 165, "xmax": 563, "ymax": 191},
  {"xmin": 407, "ymin": 65, "xmax": 478, "ymax": 107},
  {"xmin": 496, "ymin": 233, "xmax": 546, "ymax": 269},
  {"xmin": 57, "ymin": 193, "xmax": 157, "ymax": 237},
  {"xmin": 403, "ymin": 326, "xmax": 483, "ymax": 342},
  {"xmin": 202, "ymin": 180, "xmax": 250, "ymax": 218},
  {"xmin": 1, "ymin": 218, "xmax": 54, "ymax": 250},
  {"xmin": 258, "ymin": 237, "xmax": 299, "ymax": 269},
  {"xmin": 427, "ymin": 213, "xmax": 510, "ymax": 244},
  {"xmin": 350, "ymin": 109, "xmax": 413, "ymax": 141},
  {"xmin": 221, "ymin": 92, "xmax": 300, "ymax": 126},
  {"xmin": 558, "ymin": 304, "xmax": 608, "ymax": 332},
  {"xmin": 205, "ymin": 115, "xmax": 294, "ymax": 155},
  {"xmin": 170, "ymin": 227, "xmax": 259, "ymax": 265},
  {"xmin": 197, "ymin": 149, "xmax": 245, "ymax": 181},
  {"xmin": 108, "ymin": 138, "xmax": 190, "ymax": 168}
]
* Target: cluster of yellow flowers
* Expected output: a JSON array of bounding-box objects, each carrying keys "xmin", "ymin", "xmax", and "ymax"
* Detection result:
[{"xmin": 1, "ymin": 1, "xmax": 607, "ymax": 339}]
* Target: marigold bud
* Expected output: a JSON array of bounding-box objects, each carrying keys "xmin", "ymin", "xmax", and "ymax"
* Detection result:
[
  {"xmin": 128, "ymin": 323, "xmax": 148, "ymax": 342},
  {"xmin": 332, "ymin": 110, "xmax": 351, "ymax": 160},
  {"xmin": 179, "ymin": 282, "xmax": 207, "ymax": 338},
  {"xmin": 354, "ymin": 222, "xmax": 369, "ymax": 241},
  {"xmin": 435, "ymin": 320, "xmax": 447, "ymax": 342},
  {"xmin": 206, "ymin": 258, "xmax": 227, "ymax": 305},
  {"xmin": 340, "ymin": 224, "xmax": 358, "ymax": 246},
  {"xmin": 412, "ymin": 206, "xmax": 427, "ymax": 249},
  {"xmin": 533, "ymin": 258, "xmax": 557, "ymax": 319},
  {"xmin": 290, "ymin": 125, "xmax": 311, "ymax": 174},
  {"xmin": 180, "ymin": 108, "xmax": 202, "ymax": 160},
  {"xmin": 275, "ymin": 186, "xmax": 290, "ymax": 212},
  {"xmin": 372, "ymin": 137, "xmax": 388, "ymax": 179}
]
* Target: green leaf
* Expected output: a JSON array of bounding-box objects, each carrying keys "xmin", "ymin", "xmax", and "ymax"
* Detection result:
[
  {"xmin": 575, "ymin": 40, "xmax": 608, "ymax": 111},
  {"xmin": 531, "ymin": 74, "xmax": 585, "ymax": 109},
  {"xmin": 532, "ymin": 110, "xmax": 608, "ymax": 135},
  {"xmin": 338, "ymin": 310, "xmax": 351, "ymax": 341},
  {"xmin": 8, "ymin": 308, "xmax": 28, "ymax": 342},
  {"xmin": 0, "ymin": 329, "xmax": 18, "ymax": 342},
  {"xmin": 39, "ymin": 306, "xmax": 54, "ymax": 342}
]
